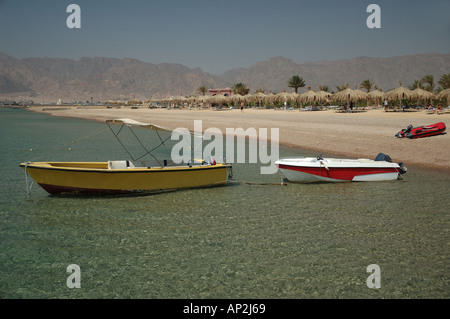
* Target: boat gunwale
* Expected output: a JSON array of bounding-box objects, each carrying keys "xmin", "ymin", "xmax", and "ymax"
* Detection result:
[
  {"xmin": 20, "ymin": 162, "xmax": 231, "ymax": 173},
  {"xmin": 275, "ymin": 158, "xmax": 400, "ymax": 169}
]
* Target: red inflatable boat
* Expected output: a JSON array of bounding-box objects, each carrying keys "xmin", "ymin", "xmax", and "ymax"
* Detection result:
[{"xmin": 395, "ymin": 122, "xmax": 446, "ymax": 139}]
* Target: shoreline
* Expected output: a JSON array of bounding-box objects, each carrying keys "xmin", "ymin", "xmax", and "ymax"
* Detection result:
[{"xmin": 25, "ymin": 105, "xmax": 450, "ymax": 172}]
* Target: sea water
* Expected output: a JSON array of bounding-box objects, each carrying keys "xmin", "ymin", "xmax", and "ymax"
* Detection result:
[{"xmin": 0, "ymin": 107, "xmax": 448, "ymax": 298}]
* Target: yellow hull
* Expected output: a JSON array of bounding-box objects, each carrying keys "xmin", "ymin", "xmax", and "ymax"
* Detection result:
[{"xmin": 20, "ymin": 161, "xmax": 232, "ymax": 195}]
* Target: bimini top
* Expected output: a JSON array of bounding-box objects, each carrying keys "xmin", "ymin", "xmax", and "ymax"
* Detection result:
[
  {"xmin": 106, "ymin": 118, "xmax": 173, "ymax": 132},
  {"xmin": 106, "ymin": 118, "xmax": 202, "ymax": 137}
]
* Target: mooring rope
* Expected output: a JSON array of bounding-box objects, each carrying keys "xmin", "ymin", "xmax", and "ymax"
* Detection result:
[
  {"xmin": 24, "ymin": 162, "xmax": 34, "ymax": 198},
  {"xmin": 29, "ymin": 126, "xmax": 109, "ymax": 161},
  {"xmin": 234, "ymin": 181, "xmax": 288, "ymax": 186}
]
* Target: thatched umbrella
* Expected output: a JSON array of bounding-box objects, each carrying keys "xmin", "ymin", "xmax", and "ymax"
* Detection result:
[
  {"xmin": 411, "ymin": 87, "xmax": 436, "ymax": 101},
  {"xmin": 354, "ymin": 89, "xmax": 370, "ymax": 107},
  {"xmin": 437, "ymin": 88, "xmax": 450, "ymax": 105},
  {"xmin": 289, "ymin": 92, "xmax": 301, "ymax": 105},
  {"xmin": 331, "ymin": 88, "xmax": 367, "ymax": 102},
  {"xmin": 354, "ymin": 89, "xmax": 370, "ymax": 98},
  {"xmin": 384, "ymin": 83, "xmax": 413, "ymax": 109},
  {"xmin": 317, "ymin": 90, "xmax": 331, "ymax": 100},
  {"xmin": 185, "ymin": 95, "xmax": 200, "ymax": 107},
  {"xmin": 195, "ymin": 95, "xmax": 212, "ymax": 108},
  {"xmin": 248, "ymin": 92, "xmax": 267, "ymax": 107},
  {"xmin": 265, "ymin": 92, "xmax": 275, "ymax": 105},
  {"xmin": 368, "ymin": 89, "xmax": 384, "ymax": 99},
  {"xmin": 209, "ymin": 94, "xmax": 229, "ymax": 107},
  {"xmin": 331, "ymin": 88, "xmax": 368, "ymax": 110},
  {"xmin": 272, "ymin": 91, "xmax": 294, "ymax": 105},
  {"xmin": 410, "ymin": 88, "xmax": 436, "ymax": 109},
  {"xmin": 230, "ymin": 93, "xmax": 245, "ymax": 107},
  {"xmin": 368, "ymin": 90, "xmax": 384, "ymax": 107},
  {"xmin": 299, "ymin": 89, "xmax": 327, "ymax": 104},
  {"xmin": 243, "ymin": 93, "xmax": 253, "ymax": 104},
  {"xmin": 173, "ymin": 95, "xmax": 188, "ymax": 106},
  {"xmin": 162, "ymin": 96, "xmax": 174, "ymax": 107}
]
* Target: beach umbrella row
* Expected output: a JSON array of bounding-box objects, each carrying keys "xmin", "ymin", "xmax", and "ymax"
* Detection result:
[
  {"xmin": 150, "ymin": 85, "xmax": 446, "ymax": 108},
  {"xmin": 151, "ymin": 90, "xmax": 333, "ymax": 106}
]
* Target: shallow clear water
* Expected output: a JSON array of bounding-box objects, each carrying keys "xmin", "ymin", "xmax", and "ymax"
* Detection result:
[{"xmin": 0, "ymin": 108, "xmax": 449, "ymax": 298}]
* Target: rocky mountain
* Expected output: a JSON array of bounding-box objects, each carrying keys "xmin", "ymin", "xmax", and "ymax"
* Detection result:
[
  {"xmin": 219, "ymin": 54, "xmax": 450, "ymax": 93},
  {"xmin": 0, "ymin": 51, "xmax": 449, "ymax": 102},
  {"xmin": 0, "ymin": 52, "xmax": 221, "ymax": 101}
]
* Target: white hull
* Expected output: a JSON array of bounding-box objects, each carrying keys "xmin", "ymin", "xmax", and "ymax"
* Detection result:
[{"xmin": 276, "ymin": 156, "xmax": 404, "ymax": 183}]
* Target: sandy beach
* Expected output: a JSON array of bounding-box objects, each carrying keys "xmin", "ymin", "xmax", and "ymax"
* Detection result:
[{"xmin": 29, "ymin": 106, "xmax": 450, "ymax": 171}]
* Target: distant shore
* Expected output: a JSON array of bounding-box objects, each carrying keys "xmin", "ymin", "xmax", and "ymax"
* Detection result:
[{"xmin": 26, "ymin": 105, "xmax": 450, "ymax": 171}]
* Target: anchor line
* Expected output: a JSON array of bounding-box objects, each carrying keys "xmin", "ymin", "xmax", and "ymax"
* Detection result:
[{"xmin": 24, "ymin": 162, "xmax": 34, "ymax": 198}]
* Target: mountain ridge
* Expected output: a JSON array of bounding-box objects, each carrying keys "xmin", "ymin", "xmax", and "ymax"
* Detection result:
[{"xmin": 0, "ymin": 52, "xmax": 449, "ymax": 101}]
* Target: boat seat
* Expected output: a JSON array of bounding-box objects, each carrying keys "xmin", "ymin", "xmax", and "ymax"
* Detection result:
[
  {"xmin": 108, "ymin": 160, "xmax": 136, "ymax": 169},
  {"xmin": 131, "ymin": 160, "xmax": 152, "ymax": 168}
]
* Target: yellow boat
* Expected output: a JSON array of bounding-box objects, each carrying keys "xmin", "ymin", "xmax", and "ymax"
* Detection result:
[
  {"xmin": 20, "ymin": 161, "xmax": 232, "ymax": 195},
  {"xmin": 20, "ymin": 119, "xmax": 233, "ymax": 195}
]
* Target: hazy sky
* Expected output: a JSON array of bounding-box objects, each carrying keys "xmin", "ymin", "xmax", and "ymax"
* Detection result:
[{"xmin": 1, "ymin": 0, "xmax": 449, "ymax": 74}]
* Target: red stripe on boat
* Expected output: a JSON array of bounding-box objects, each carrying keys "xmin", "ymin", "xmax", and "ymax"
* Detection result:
[{"xmin": 277, "ymin": 164, "xmax": 398, "ymax": 181}]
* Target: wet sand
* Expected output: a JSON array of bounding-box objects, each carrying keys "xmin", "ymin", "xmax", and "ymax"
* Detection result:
[{"xmin": 29, "ymin": 106, "xmax": 450, "ymax": 171}]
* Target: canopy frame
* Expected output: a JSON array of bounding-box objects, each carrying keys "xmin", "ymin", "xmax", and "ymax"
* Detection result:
[{"xmin": 106, "ymin": 119, "xmax": 174, "ymax": 165}]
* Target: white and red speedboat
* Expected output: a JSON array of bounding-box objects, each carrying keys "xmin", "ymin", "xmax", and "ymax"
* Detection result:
[{"xmin": 275, "ymin": 153, "xmax": 406, "ymax": 183}]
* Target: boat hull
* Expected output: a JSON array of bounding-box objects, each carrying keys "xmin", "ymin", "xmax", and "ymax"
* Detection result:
[
  {"xmin": 276, "ymin": 157, "xmax": 402, "ymax": 183},
  {"xmin": 20, "ymin": 162, "xmax": 232, "ymax": 195}
]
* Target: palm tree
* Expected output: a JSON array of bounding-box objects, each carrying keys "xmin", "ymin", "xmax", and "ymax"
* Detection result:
[
  {"xmin": 287, "ymin": 75, "xmax": 305, "ymax": 93},
  {"xmin": 336, "ymin": 83, "xmax": 349, "ymax": 91},
  {"xmin": 318, "ymin": 85, "xmax": 330, "ymax": 92},
  {"xmin": 421, "ymin": 74, "xmax": 435, "ymax": 92},
  {"xmin": 232, "ymin": 82, "xmax": 250, "ymax": 95},
  {"xmin": 360, "ymin": 79, "xmax": 375, "ymax": 92},
  {"xmin": 438, "ymin": 73, "xmax": 450, "ymax": 90},
  {"xmin": 408, "ymin": 80, "xmax": 424, "ymax": 90},
  {"xmin": 197, "ymin": 85, "xmax": 208, "ymax": 96}
]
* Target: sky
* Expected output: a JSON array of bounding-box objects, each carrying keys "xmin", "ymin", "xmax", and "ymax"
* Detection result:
[{"xmin": 0, "ymin": 0, "xmax": 449, "ymax": 74}]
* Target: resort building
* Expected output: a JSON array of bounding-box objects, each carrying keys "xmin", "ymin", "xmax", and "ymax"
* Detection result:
[{"xmin": 208, "ymin": 87, "xmax": 233, "ymax": 96}]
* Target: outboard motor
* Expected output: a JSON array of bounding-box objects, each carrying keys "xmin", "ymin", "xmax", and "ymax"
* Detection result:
[
  {"xmin": 375, "ymin": 153, "xmax": 407, "ymax": 175},
  {"xmin": 404, "ymin": 124, "xmax": 413, "ymax": 134},
  {"xmin": 398, "ymin": 162, "xmax": 407, "ymax": 174},
  {"xmin": 395, "ymin": 124, "xmax": 413, "ymax": 138},
  {"xmin": 374, "ymin": 153, "xmax": 392, "ymax": 162}
]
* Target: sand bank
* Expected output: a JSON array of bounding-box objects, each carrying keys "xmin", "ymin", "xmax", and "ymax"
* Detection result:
[{"xmin": 29, "ymin": 106, "xmax": 450, "ymax": 171}]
